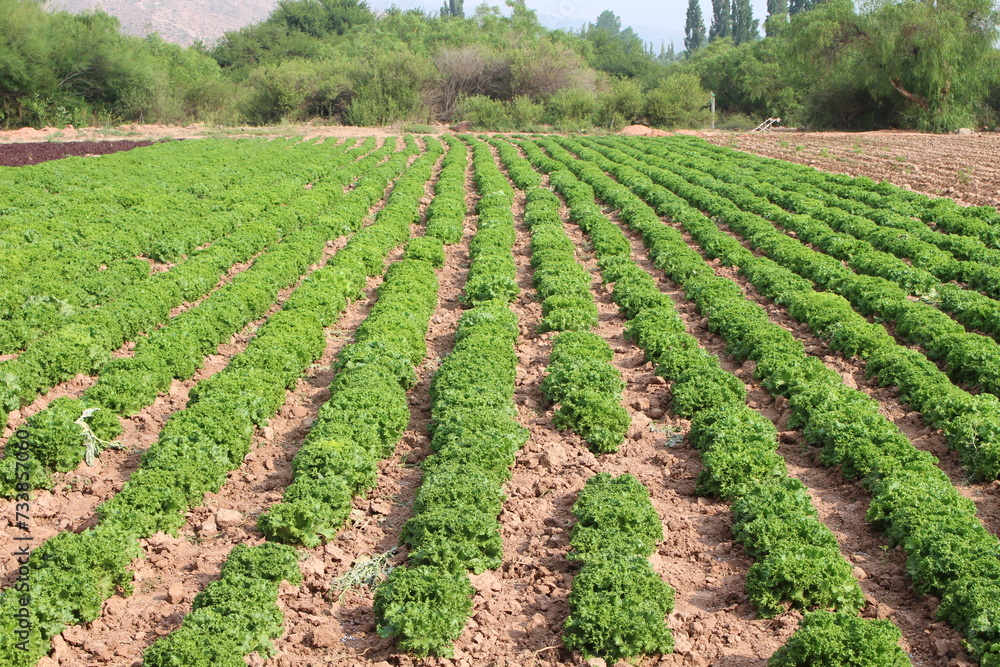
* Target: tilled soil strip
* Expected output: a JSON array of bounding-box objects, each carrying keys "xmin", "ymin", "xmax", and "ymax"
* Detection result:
[{"xmin": 14, "ymin": 149, "xmax": 425, "ymax": 666}]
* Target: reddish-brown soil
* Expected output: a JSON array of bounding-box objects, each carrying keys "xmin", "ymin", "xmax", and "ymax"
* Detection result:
[
  {"xmin": 701, "ymin": 130, "xmax": 1000, "ymax": 210},
  {"xmin": 0, "ymin": 140, "xmax": 156, "ymax": 166}
]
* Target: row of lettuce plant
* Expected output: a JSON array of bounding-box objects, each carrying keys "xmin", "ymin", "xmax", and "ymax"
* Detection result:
[
  {"xmin": 140, "ymin": 141, "xmax": 447, "ymax": 666},
  {"xmin": 424, "ymin": 135, "xmax": 468, "ymax": 244},
  {"xmin": 0, "ymin": 139, "xmax": 430, "ymax": 667},
  {"xmin": 489, "ymin": 136, "xmax": 628, "ymax": 453},
  {"xmin": 517, "ymin": 137, "xmax": 906, "ymax": 665},
  {"xmin": 142, "ymin": 542, "xmax": 302, "ymax": 667},
  {"xmin": 0, "ymin": 140, "xmax": 263, "ymax": 346},
  {"xmin": 601, "ymin": 138, "xmax": 1000, "ymax": 399},
  {"xmin": 0, "ymin": 140, "xmax": 404, "ymax": 497},
  {"xmin": 576, "ymin": 137, "xmax": 1000, "ymax": 481},
  {"xmin": 564, "ymin": 473, "xmax": 676, "ymax": 661},
  {"xmin": 258, "ymin": 139, "xmax": 445, "ymax": 547},
  {"xmin": 668, "ymin": 140, "xmax": 1000, "ymax": 266},
  {"xmin": 612, "ymin": 137, "xmax": 1000, "ymax": 336},
  {"xmin": 0, "ymin": 138, "xmax": 364, "ymax": 354},
  {"xmin": 634, "ymin": 138, "xmax": 1000, "ymax": 255},
  {"xmin": 0, "ymin": 139, "xmax": 379, "ymax": 431},
  {"xmin": 373, "ymin": 136, "xmax": 526, "ymax": 657},
  {"xmin": 547, "ymin": 136, "xmax": 1000, "ymax": 664}
]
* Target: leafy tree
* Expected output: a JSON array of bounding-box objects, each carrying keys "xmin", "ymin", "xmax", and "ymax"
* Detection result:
[
  {"xmin": 584, "ymin": 21, "xmax": 657, "ymax": 78},
  {"xmin": 731, "ymin": 0, "xmax": 759, "ymax": 44},
  {"xmin": 270, "ymin": 0, "xmax": 373, "ymax": 37},
  {"xmin": 598, "ymin": 77, "xmax": 645, "ymax": 126},
  {"xmin": 784, "ymin": 0, "xmax": 1000, "ymax": 130},
  {"xmin": 646, "ymin": 72, "xmax": 711, "ymax": 127},
  {"xmin": 709, "ymin": 0, "xmax": 732, "ymax": 40},
  {"xmin": 684, "ymin": 0, "xmax": 707, "ymax": 53},
  {"xmin": 788, "ymin": 0, "xmax": 810, "ymax": 16}
]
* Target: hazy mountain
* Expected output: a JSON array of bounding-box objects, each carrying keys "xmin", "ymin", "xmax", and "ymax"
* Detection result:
[
  {"xmin": 44, "ymin": 0, "xmax": 685, "ymax": 51},
  {"xmin": 45, "ymin": 0, "xmax": 278, "ymax": 45}
]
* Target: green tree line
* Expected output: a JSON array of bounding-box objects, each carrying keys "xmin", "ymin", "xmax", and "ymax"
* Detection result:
[{"xmin": 0, "ymin": 0, "xmax": 998, "ymax": 132}]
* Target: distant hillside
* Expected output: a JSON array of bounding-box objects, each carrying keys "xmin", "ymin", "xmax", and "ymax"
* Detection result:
[{"xmin": 46, "ymin": 0, "xmax": 278, "ymax": 45}]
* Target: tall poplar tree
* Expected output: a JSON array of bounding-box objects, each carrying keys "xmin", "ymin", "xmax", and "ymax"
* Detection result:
[
  {"xmin": 709, "ymin": 0, "xmax": 731, "ymax": 40},
  {"xmin": 732, "ymin": 0, "xmax": 759, "ymax": 44},
  {"xmin": 684, "ymin": 0, "xmax": 707, "ymax": 53}
]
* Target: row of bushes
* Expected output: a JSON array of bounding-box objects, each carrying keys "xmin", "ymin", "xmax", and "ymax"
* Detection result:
[
  {"xmin": 673, "ymin": 137, "xmax": 1000, "ymax": 335},
  {"xmin": 454, "ymin": 74, "xmax": 710, "ymax": 131},
  {"xmin": 566, "ymin": 135, "xmax": 1000, "ymax": 663},
  {"xmin": 424, "ymin": 135, "xmax": 468, "ymax": 244}
]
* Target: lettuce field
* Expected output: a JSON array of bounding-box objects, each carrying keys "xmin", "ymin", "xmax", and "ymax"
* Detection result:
[{"xmin": 1, "ymin": 133, "xmax": 999, "ymax": 666}]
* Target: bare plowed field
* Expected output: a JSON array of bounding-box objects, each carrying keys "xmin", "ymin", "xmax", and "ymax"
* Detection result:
[{"xmin": 704, "ymin": 130, "xmax": 1000, "ymax": 210}]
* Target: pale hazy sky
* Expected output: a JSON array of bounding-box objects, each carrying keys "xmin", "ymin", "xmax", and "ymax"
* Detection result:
[{"xmin": 370, "ymin": 0, "xmax": 771, "ymax": 48}]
